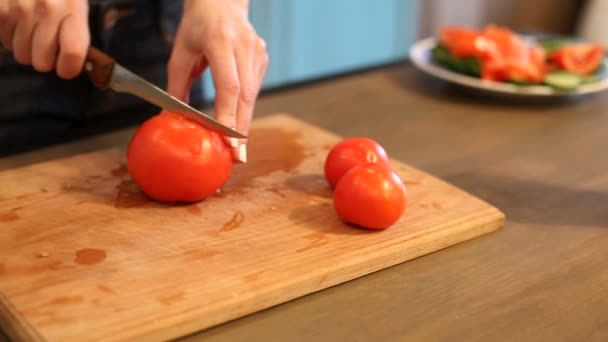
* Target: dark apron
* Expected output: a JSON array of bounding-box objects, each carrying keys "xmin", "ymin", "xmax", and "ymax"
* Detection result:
[{"xmin": 0, "ymin": 0, "xmax": 203, "ymax": 154}]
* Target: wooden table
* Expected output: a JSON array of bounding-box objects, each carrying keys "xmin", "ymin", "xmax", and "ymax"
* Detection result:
[{"xmin": 2, "ymin": 63, "xmax": 608, "ymax": 341}]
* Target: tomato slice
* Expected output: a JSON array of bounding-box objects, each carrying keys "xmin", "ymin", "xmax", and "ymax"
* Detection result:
[
  {"xmin": 441, "ymin": 25, "xmax": 549, "ymax": 84},
  {"xmin": 505, "ymin": 61, "xmax": 544, "ymax": 83},
  {"xmin": 530, "ymin": 45, "xmax": 548, "ymax": 72},
  {"xmin": 438, "ymin": 25, "xmax": 607, "ymax": 83},
  {"xmin": 440, "ymin": 27, "xmax": 497, "ymax": 60},
  {"xmin": 481, "ymin": 58, "xmax": 508, "ymax": 82},
  {"xmin": 482, "ymin": 25, "xmax": 526, "ymax": 61},
  {"xmin": 481, "ymin": 57, "xmax": 544, "ymax": 83},
  {"xmin": 550, "ymin": 44, "xmax": 604, "ymax": 75}
]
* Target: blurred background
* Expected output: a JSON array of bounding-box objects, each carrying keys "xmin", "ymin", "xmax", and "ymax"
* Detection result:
[
  {"xmin": 200, "ymin": 0, "xmax": 593, "ymax": 101},
  {"xmin": 2, "ymin": 0, "xmax": 605, "ymax": 154}
]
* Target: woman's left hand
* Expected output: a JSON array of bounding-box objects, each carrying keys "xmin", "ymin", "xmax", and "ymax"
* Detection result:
[{"xmin": 167, "ymin": 0, "xmax": 269, "ymax": 162}]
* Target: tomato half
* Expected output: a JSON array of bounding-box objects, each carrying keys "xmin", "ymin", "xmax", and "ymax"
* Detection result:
[
  {"xmin": 482, "ymin": 25, "xmax": 525, "ymax": 61},
  {"xmin": 550, "ymin": 44, "xmax": 604, "ymax": 75},
  {"xmin": 333, "ymin": 163, "xmax": 407, "ymax": 230},
  {"xmin": 530, "ymin": 45, "xmax": 548, "ymax": 72},
  {"xmin": 324, "ymin": 137, "xmax": 391, "ymax": 188},
  {"xmin": 442, "ymin": 25, "xmax": 550, "ymax": 84},
  {"xmin": 482, "ymin": 59, "xmax": 544, "ymax": 83},
  {"xmin": 440, "ymin": 27, "xmax": 497, "ymax": 60},
  {"xmin": 127, "ymin": 111, "xmax": 233, "ymax": 203}
]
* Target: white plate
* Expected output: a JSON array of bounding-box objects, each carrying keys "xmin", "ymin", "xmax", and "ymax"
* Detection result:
[{"xmin": 409, "ymin": 37, "xmax": 608, "ymax": 97}]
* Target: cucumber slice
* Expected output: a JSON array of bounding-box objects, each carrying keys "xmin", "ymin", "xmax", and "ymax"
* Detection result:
[
  {"xmin": 581, "ymin": 74, "xmax": 600, "ymax": 84},
  {"xmin": 544, "ymin": 72, "xmax": 582, "ymax": 90}
]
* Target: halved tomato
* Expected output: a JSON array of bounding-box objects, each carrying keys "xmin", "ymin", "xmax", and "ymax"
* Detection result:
[
  {"xmin": 505, "ymin": 61, "xmax": 544, "ymax": 83},
  {"xmin": 482, "ymin": 25, "xmax": 526, "ymax": 60},
  {"xmin": 442, "ymin": 25, "xmax": 550, "ymax": 84},
  {"xmin": 530, "ymin": 45, "xmax": 548, "ymax": 72},
  {"xmin": 440, "ymin": 27, "xmax": 497, "ymax": 60},
  {"xmin": 481, "ymin": 58, "xmax": 544, "ymax": 83},
  {"xmin": 550, "ymin": 44, "xmax": 604, "ymax": 75}
]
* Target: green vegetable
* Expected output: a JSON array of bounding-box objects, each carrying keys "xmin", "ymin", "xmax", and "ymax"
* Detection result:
[
  {"xmin": 431, "ymin": 42, "xmax": 605, "ymax": 90},
  {"xmin": 543, "ymin": 71, "xmax": 582, "ymax": 90},
  {"xmin": 431, "ymin": 45, "xmax": 481, "ymax": 77},
  {"xmin": 506, "ymin": 80, "xmax": 535, "ymax": 86},
  {"xmin": 538, "ymin": 37, "xmax": 571, "ymax": 55},
  {"xmin": 582, "ymin": 74, "xmax": 601, "ymax": 84}
]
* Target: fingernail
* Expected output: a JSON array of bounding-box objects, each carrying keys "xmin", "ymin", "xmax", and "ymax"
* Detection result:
[
  {"xmin": 229, "ymin": 137, "xmax": 239, "ymax": 148},
  {"xmin": 237, "ymin": 143, "xmax": 247, "ymax": 163}
]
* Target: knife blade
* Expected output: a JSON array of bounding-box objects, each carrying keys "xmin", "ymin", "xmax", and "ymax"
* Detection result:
[{"xmin": 84, "ymin": 46, "xmax": 246, "ymax": 139}]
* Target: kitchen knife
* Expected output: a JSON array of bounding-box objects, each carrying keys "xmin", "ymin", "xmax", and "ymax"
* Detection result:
[{"xmin": 84, "ymin": 46, "xmax": 246, "ymax": 139}]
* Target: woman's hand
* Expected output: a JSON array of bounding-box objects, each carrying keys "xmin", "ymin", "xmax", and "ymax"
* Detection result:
[
  {"xmin": 167, "ymin": 0, "xmax": 269, "ymax": 162},
  {"xmin": 0, "ymin": 0, "xmax": 90, "ymax": 79}
]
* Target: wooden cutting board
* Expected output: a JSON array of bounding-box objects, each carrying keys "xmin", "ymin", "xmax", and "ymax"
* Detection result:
[{"xmin": 0, "ymin": 114, "xmax": 505, "ymax": 341}]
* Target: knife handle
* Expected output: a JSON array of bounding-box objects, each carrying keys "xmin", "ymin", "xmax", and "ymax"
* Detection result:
[{"xmin": 85, "ymin": 46, "xmax": 115, "ymax": 89}]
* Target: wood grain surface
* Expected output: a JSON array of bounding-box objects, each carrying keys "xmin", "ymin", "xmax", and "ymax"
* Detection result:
[{"xmin": 0, "ymin": 114, "xmax": 503, "ymax": 341}]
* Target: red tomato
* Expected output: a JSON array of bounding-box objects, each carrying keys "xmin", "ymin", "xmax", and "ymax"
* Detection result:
[
  {"xmin": 550, "ymin": 44, "xmax": 604, "ymax": 75},
  {"xmin": 333, "ymin": 163, "xmax": 407, "ymax": 230},
  {"xmin": 510, "ymin": 62, "xmax": 544, "ymax": 83},
  {"xmin": 441, "ymin": 25, "xmax": 529, "ymax": 61},
  {"xmin": 482, "ymin": 25, "xmax": 525, "ymax": 60},
  {"xmin": 530, "ymin": 45, "xmax": 548, "ymax": 72},
  {"xmin": 442, "ymin": 25, "xmax": 549, "ymax": 84},
  {"xmin": 324, "ymin": 137, "xmax": 391, "ymax": 188},
  {"xmin": 127, "ymin": 111, "xmax": 233, "ymax": 203},
  {"xmin": 483, "ymin": 61, "xmax": 543, "ymax": 83},
  {"xmin": 440, "ymin": 27, "xmax": 480, "ymax": 58},
  {"xmin": 481, "ymin": 50, "xmax": 545, "ymax": 83},
  {"xmin": 440, "ymin": 27, "xmax": 497, "ymax": 60},
  {"xmin": 481, "ymin": 58, "xmax": 508, "ymax": 82}
]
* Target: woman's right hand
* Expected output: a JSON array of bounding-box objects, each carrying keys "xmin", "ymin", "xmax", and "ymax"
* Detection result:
[{"xmin": 0, "ymin": 0, "xmax": 90, "ymax": 79}]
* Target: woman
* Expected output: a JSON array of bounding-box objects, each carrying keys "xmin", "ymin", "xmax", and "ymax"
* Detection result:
[{"xmin": 0, "ymin": 0, "xmax": 268, "ymax": 160}]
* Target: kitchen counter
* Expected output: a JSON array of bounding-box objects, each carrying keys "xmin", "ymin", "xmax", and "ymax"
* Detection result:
[{"xmin": 2, "ymin": 63, "xmax": 608, "ymax": 341}]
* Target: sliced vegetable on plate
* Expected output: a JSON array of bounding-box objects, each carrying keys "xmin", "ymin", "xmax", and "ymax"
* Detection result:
[{"xmin": 430, "ymin": 24, "xmax": 606, "ymax": 91}]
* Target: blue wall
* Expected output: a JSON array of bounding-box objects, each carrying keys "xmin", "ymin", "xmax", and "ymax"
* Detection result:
[{"xmin": 202, "ymin": 0, "xmax": 420, "ymax": 100}]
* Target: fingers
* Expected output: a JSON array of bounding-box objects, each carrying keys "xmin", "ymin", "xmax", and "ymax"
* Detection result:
[
  {"xmin": 223, "ymin": 35, "xmax": 267, "ymax": 164},
  {"xmin": 232, "ymin": 38, "xmax": 254, "ymax": 163},
  {"xmin": 11, "ymin": 0, "xmax": 35, "ymax": 64},
  {"xmin": 207, "ymin": 43, "xmax": 240, "ymax": 132},
  {"xmin": 235, "ymin": 36, "xmax": 268, "ymax": 136},
  {"xmin": 0, "ymin": 0, "xmax": 16, "ymax": 50},
  {"xmin": 32, "ymin": 17, "xmax": 60, "ymax": 72},
  {"xmin": 256, "ymin": 38, "xmax": 269, "ymax": 87},
  {"xmin": 167, "ymin": 32, "xmax": 209, "ymax": 103},
  {"xmin": 165, "ymin": 1, "xmax": 270, "ymax": 164},
  {"xmin": 234, "ymin": 39, "xmax": 256, "ymax": 137},
  {"xmin": 167, "ymin": 28, "xmax": 195, "ymax": 102},
  {"xmin": 0, "ymin": 0, "xmax": 89, "ymax": 78},
  {"xmin": 56, "ymin": 11, "xmax": 89, "ymax": 79}
]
